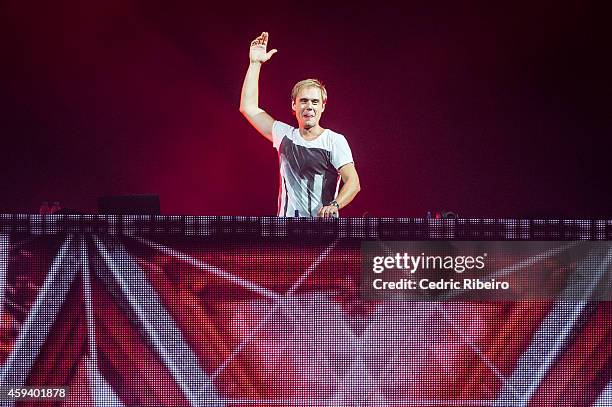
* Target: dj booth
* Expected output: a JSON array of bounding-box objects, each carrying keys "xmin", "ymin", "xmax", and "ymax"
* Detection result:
[{"xmin": 0, "ymin": 215, "xmax": 611, "ymax": 406}]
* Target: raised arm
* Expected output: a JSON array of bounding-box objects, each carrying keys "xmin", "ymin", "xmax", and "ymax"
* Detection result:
[{"xmin": 239, "ymin": 32, "xmax": 278, "ymax": 142}]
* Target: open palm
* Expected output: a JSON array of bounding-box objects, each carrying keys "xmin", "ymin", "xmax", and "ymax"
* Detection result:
[{"xmin": 249, "ymin": 32, "xmax": 277, "ymax": 63}]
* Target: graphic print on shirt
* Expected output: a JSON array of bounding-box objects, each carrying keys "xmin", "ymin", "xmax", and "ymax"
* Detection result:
[
  {"xmin": 272, "ymin": 120, "xmax": 354, "ymax": 217},
  {"xmin": 279, "ymin": 137, "xmax": 339, "ymax": 216}
]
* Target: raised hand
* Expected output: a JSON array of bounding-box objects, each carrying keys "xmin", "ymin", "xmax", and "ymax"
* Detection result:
[{"xmin": 249, "ymin": 32, "xmax": 278, "ymax": 63}]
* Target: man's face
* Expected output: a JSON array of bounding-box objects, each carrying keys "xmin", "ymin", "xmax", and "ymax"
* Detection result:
[{"xmin": 292, "ymin": 86, "xmax": 325, "ymax": 129}]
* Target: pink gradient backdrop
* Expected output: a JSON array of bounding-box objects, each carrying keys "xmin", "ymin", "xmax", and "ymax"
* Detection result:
[{"xmin": 2, "ymin": 2, "xmax": 610, "ymax": 216}]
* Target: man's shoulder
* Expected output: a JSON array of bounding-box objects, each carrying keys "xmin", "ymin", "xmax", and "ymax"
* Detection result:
[
  {"xmin": 272, "ymin": 120, "xmax": 297, "ymax": 149},
  {"xmin": 273, "ymin": 120, "xmax": 296, "ymax": 134},
  {"xmin": 323, "ymin": 128, "xmax": 350, "ymax": 146}
]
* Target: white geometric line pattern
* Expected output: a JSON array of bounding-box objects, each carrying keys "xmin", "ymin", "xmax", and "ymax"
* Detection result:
[
  {"xmin": 129, "ymin": 236, "xmax": 612, "ymax": 406},
  {"xmin": 93, "ymin": 236, "xmax": 224, "ymax": 407},
  {"xmin": 495, "ymin": 246, "xmax": 612, "ymax": 406},
  {"xmin": 1, "ymin": 226, "xmax": 611, "ymax": 406},
  {"xmin": 223, "ymin": 400, "xmax": 499, "ymax": 406},
  {"xmin": 439, "ymin": 242, "xmax": 580, "ymax": 300},
  {"xmin": 594, "ymin": 380, "xmax": 612, "ymax": 407},
  {"xmin": 79, "ymin": 236, "xmax": 125, "ymax": 407},
  {"xmin": 210, "ymin": 239, "xmax": 338, "ymax": 380},
  {"xmin": 371, "ymin": 241, "xmax": 563, "ymax": 391},
  {"xmin": 0, "ymin": 235, "xmax": 76, "ymax": 393},
  {"xmin": 0, "ymin": 234, "xmax": 8, "ymax": 320},
  {"xmin": 135, "ymin": 237, "xmax": 283, "ymax": 301},
  {"xmin": 133, "ymin": 236, "xmax": 339, "ymax": 380}
]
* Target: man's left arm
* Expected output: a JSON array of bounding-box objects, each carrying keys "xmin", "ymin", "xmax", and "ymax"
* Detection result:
[{"xmin": 318, "ymin": 163, "xmax": 361, "ymax": 217}]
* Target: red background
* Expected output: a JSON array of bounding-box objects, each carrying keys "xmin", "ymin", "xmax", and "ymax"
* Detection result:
[{"xmin": 1, "ymin": 1, "xmax": 610, "ymax": 217}]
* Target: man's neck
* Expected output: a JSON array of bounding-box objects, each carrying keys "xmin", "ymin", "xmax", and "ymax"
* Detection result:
[{"xmin": 299, "ymin": 125, "xmax": 325, "ymax": 140}]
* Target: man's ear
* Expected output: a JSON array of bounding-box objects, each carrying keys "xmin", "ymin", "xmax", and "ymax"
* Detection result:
[
  {"xmin": 321, "ymin": 102, "xmax": 326, "ymax": 112},
  {"xmin": 291, "ymin": 100, "xmax": 297, "ymax": 115}
]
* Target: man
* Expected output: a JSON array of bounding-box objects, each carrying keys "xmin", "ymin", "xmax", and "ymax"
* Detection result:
[{"xmin": 240, "ymin": 32, "xmax": 361, "ymax": 217}]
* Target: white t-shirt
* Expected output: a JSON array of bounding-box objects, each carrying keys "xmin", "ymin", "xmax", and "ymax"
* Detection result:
[{"xmin": 272, "ymin": 120, "xmax": 354, "ymax": 217}]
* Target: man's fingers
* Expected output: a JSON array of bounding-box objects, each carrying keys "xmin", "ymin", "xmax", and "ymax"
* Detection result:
[
  {"xmin": 251, "ymin": 39, "xmax": 268, "ymax": 50},
  {"xmin": 317, "ymin": 204, "xmax": 339, "ymax": 218},
  {"xmin": 250, "ymin": 32, "xmax": 270, "ymax": 49},
  {"xmin": 266, "ymin": 49, "xmax": 278, "ymax": 58},
  {"xmin": 252, "ymin": 32, "xmax": 266, "ymax": 45}
]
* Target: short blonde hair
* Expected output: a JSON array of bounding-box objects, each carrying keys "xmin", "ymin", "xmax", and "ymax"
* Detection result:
[{"xmin": 291, "ymin": 79, "xmax": 327, "ymax": 104}]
